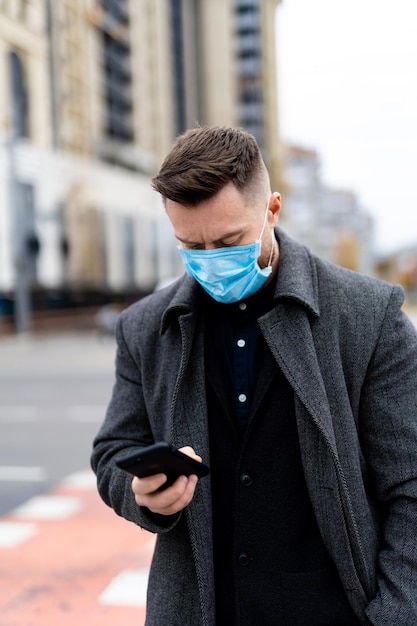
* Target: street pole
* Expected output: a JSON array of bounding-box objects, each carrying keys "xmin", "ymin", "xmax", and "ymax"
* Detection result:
[{"xmin": 8, "ymin": 51, "xmax": 31, "ymax": 334}]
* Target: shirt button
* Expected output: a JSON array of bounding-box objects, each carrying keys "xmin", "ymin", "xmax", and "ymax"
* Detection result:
[
  {"xmin": 238, "ymin": 553, "xmax": 250, "ymax": 566},
  {"xmin": 237, "ymin": 339, "xmax": 246, "ymax": 348},
  {"xmin": 239, "ymin": 302, "xmax": 247, "ymax": 310},
  {"xmin": 240, "ymin": 473, "xmax": 253, "ymax": 486},
  {"xmin": 238, "ymin": 394, "xmax": 247, "ymax": 403}
]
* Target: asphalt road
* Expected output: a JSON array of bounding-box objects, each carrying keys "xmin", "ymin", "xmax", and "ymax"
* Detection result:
[{"xmin": 0, "ymin": 331, "xmax": 116, "ymax": 516}]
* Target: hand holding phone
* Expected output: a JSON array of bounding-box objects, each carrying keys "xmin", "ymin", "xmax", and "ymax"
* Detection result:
[
  {"xmin": 116, "ymin": 441, "xmax": 209, "ymax": 489},
  {"xmin": 117, "ymin": 442, "xmax": 209, "ymax": 516}
]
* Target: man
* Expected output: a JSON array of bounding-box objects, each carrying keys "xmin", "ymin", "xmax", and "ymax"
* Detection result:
[{"xmin": 91, "ymin": 126, "xmax": 417, "ymax": 625}]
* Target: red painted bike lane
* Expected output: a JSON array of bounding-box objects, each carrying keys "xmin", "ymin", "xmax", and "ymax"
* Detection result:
[{"xmin": 0, "ymin": 471, "xmax": 154, "ymax": 626}]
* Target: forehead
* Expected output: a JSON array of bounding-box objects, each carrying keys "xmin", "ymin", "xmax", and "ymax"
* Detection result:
[{"xmin": 166, "ymin": 184, "xmax": 261, "ymax": 243}]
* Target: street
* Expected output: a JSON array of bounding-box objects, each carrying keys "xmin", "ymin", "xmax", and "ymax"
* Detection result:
[
  {"xmin": 1, "ymin": 308, "xmax": 416, "ymax": 625},
  {"xmin": 0, "ymin": 331, "xmax": 114, "ymax": 515},
  {"xmin": 0, "ymin": 331, "xmax": 151, "ymax": 625}
]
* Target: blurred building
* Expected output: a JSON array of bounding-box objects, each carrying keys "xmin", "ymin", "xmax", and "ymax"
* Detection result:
[
  {"xmin": 128, "ymin": 0, "xmax": 282, "ymax": 186},
  {"xmin": 0, "ymin": 0, "xmax": 284, "ymax": 327},
  {"xmin": 375, "ymin": 246, "xmax": 417, "ymax": 304},
  {"xmin": 0, "ymin": 0, "xmax": 167, "ymax": 318},
  {"xmin": 282, "ymin": 145, "xmax": 375, "ymax": 274}
]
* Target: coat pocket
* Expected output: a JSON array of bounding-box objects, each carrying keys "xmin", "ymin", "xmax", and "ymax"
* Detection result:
[{"xmin": 282, "ymin": 566, "xmax": 360, "ymax": 625}]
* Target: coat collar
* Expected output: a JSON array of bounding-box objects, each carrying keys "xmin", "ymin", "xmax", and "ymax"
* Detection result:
[
  {"xmin": 161, "ymin": 227, "xmax": 320, "ymax": 333},
  {"xmin": 273, "ymin": 227, "xmax": 320, "ymax": 317},
  {"xmin": 160, "ymin": 274, "xmax": 200, "ymax": 334}
]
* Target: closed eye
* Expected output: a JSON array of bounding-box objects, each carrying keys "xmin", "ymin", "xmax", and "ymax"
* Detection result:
[
  {"xmin": 177, "ymin": 231, "xmax": 245, "ymax": 249},
  {"xmin": 219, "ymin": 242, "xmax": 237, "ymax": 248},
  {"xmin": 187, "ymin": 244, "xmax": 205, "ymax": 250},
  {"xmin": 187, "ymin": 240, "xmax": 241, "ymax": 250}
]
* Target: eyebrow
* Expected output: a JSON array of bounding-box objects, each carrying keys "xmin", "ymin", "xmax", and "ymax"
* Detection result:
[{"xmin": 176, "ymin": 229, "xmax": 244, "ymax": 247}]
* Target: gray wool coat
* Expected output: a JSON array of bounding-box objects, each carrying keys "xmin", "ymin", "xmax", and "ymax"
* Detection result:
[{"xmin": 91, "ymin": 228, "xmax": 417, "ymax": 626}]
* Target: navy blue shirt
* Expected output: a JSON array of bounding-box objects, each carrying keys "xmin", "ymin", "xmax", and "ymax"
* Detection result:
[{"xmin": 204, "ymin": 276, "xmax": 277, "ymax": 435}]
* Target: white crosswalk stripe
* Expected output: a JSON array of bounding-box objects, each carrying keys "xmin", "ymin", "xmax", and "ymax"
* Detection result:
[
  {"xmin": 0, "ymin": 405, "xmax": 105, "ymax": 422},
  {"xmin": 99, "ymin": 568, "xmax": 149, "ymax": 606},
  {"xmin": 13, "ymin": 495, "xmax": 82, "ymax": 520},
  {"xmin": 0, "ymin": 521, "xmax": 38, "ymax": 548},
  {"xmin": 61, "ymin": 469, "xmax": 97, "ymax": 489},
  {"xmin": 0, "ymin": 406, "xmax": 38, "ymax": 421},
  {"xmin": 0, "ymin": 466, "xmax": 47, "ymax": 482},
  {"xmin": 67, "ymin": 405, "xmax": 105, "ymax": 422}
]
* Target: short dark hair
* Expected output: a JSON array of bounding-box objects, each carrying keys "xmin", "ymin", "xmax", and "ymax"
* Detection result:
[{"xmin": 151, "ymin": 126, "xmax": 267, "ymax": 206}]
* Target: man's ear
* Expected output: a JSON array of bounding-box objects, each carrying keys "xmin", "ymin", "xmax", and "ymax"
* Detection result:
[{"xmin": 268, "ymin": 192, "xmax": 281, "ymax": 224}]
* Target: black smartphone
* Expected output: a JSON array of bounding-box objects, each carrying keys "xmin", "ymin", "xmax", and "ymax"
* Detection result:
[{"xmin": 116, "ymin": 441, "xmax": 209, "ymax": 489}]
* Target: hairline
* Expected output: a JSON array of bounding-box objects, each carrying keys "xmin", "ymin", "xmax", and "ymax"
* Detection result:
[{"xmin": 160, "ymin": 166, "xmax": 270, "ymax": 210}]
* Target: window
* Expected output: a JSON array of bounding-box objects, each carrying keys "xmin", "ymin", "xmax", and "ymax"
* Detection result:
[{"xmin": 9, "ymin": 51, "xmax": 29, "ymax": 138}]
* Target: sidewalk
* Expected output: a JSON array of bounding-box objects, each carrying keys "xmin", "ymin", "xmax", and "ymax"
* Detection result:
[{"xmin": 0, "ymin": 469, "xmax": 153, "ymax": 625}]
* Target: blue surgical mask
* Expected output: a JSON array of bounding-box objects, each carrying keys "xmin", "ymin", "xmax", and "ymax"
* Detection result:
[{"xmin": 178, "ymin": 202, "xmax": 274, "ymax": 303}]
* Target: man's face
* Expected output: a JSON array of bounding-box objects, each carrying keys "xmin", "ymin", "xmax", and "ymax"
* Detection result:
[{"xmin": 166, "ymin": 182, "xmax": 281, "ymax": 270}]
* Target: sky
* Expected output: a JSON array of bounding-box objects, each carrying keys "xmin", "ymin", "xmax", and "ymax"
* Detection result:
[{"xmin": 275, "ymin": 0, "xmax": 417, "ymax": 255}]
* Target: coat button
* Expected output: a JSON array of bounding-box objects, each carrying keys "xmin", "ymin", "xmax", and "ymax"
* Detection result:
[
  {"xmin": 240, "ymin": 473, "xmax": 253, "ymax": 486},
  {"xmin": 238, "ymin": 553, "xmax": 250, "ymax": 566}
]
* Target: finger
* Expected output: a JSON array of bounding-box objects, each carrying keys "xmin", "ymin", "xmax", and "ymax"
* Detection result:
[
  {"xmin": 132, "ymin": 474, "xmax": 167, "ymax": 496},
  {"xmin": 178, "ymin": 446, "xmax": 202, "ymax": 463},
  {"xmin": 133, "ymin": 475, "xmax": 185, "ymax": 510},
  {"xmin": 137, "ymin": 474, "xmax": 198, "ymax": 515},
  {"xmin": 154, "ymin": 475, "xmax": 199, "ymax": 516}
]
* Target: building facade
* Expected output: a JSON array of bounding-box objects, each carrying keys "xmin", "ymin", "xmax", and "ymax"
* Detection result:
[
  {"xmin": 282, "ymin": 144, "xmax": 375, "ymax": 274},
  {"xmin": 0, "ymin": 0, "xmax": 284, "ymax": 328},
  {"xmin": 129, "ymin": 0, "xmax": 283, "ymax": 186}
]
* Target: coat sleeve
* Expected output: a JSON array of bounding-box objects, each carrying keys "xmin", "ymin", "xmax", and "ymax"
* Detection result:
[
  {"xmin": 90, "ymin": 310, "xmax": 181, "ymax": 534},
  {"xmin": 361, "ymin": 287, "xmax": 417, "ymax": 625}
]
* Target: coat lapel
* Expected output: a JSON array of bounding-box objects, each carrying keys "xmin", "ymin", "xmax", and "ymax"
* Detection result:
[
  {"xmin": 259, "ymin": 301, "xmax": 338, "ymax": 455},
  {"xmin": 261, "ymin": 228, "xmax": 338, "ymax": 455},
  {"xmin": 167, "ymin": 303, "xmax": 215, "ymax": 626}
]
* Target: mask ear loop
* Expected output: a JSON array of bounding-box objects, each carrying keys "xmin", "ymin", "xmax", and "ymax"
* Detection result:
[
  {"xmin": 260, "ymin": 201, "xmax": 274, "ymax": 269},
  {"xmin": 266, "ymin": 228, "xmax": 274, "ymax": 268},
  {"xmin": 259, "ymin": 201, "xmax": 270, "ymax": 238}
]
